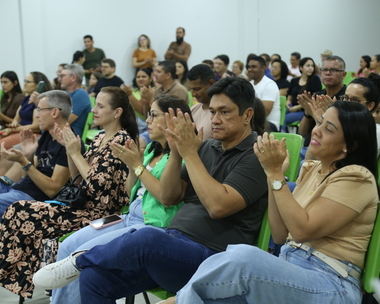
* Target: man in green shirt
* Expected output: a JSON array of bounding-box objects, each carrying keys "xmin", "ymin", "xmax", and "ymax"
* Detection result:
[{"xmin": 82, "ymin": 35, "xmax": 106, "ymax": 85}]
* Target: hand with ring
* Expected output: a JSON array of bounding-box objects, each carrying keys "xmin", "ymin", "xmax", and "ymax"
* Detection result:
[
  {"xmin": 253, "ymin": 132, "xmax": 287, "ymax": 176},
  {"xmin": 110, "ymin": 139, "xmax": 143, "ymax": 169}
]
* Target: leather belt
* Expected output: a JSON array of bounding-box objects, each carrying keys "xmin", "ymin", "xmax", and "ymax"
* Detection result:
[{"xmin": 286, "ymin": 241, "xmax": 361, "ymax": 279}]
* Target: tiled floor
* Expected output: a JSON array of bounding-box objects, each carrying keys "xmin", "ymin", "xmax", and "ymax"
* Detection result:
[{"xmin": 0, "ymin": 286, "xmax": 161, "ymax": 304}]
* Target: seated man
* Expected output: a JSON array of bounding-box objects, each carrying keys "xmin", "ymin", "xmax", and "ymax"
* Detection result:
[
  {"xmin": 0, "ymin": 90, "xmax": 73, "ymax": 217},
  {"xmin": 33, "ymin": 77, "xmax": 268, "ymax": 302},
  {"xmin": 91, "ymin": 58, "xmax": 124, "ymax": 97}
]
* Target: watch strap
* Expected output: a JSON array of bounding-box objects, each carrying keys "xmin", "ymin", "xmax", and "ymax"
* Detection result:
[{"xmin": 22, "ymin": 162, "xmax": 33, "ymax": 172}]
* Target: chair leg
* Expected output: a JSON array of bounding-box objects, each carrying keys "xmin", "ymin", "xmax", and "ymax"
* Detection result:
[
  {"xmin": 125, "ymin": 296, "xmax": 135, "ymax": 304},
  {"xmin": 19, "ymin": 296, "xmax": 24, "ymax": 304},
  {"xmin": 142, "ymin": 291, "xmax": 151, "ymax": 304}
]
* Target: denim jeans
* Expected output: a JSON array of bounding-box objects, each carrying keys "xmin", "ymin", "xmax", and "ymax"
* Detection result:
[
  {"xmin": 176, "ymin": 244, "xmax": 362, "ymax": 304},
  {"xmin": 52, "ymin": 197, "xmax": 164, "ymax": 304},
  {"xmin": 0, "ymin": 182, "xmax": 34, "ymax": 219},
  {"xmin": 76, "ymin": 228, "xmax": 218, "ymax": 304}
]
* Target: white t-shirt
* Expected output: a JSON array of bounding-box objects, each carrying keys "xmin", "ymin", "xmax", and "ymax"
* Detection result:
[
  {"xmin": 287, "ymin": 65, "xmax": 301, "ymax": 81},
  {"xmin": 250, "ymin": 76, "xmax": 281, "ymax": 130},
  {"xmin": 376, "ymin": 124, "xmax": 380, "ymax": 156}
]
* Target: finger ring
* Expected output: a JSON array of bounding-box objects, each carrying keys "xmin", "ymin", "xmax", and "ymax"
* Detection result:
[
  {"xmin": 260, "ymin": 150, "xmax": 265, "ymax": 154},
  {"xmin": 180, "ymin": 133, "xmax": 185, "ymax": 136},
  {"xmin": 118, "ymin": 150, "xmax": 123, "ymax": 156}
]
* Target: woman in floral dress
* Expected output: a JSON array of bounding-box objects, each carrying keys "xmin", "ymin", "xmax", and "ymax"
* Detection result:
[{"xmin": 0, "ymin": 87, "xmax": 139, "ymax": 298}]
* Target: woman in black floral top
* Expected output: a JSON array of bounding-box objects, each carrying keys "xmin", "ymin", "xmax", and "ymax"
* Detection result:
[{"xmin": 0, "ymin": 87, "xmax": 139, "ymax": 298}]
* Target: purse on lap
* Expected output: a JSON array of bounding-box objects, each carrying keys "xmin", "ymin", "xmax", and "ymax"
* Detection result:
[{"xmin": 54, "ymin": 174, "xmax": 87, "ymax": 209}]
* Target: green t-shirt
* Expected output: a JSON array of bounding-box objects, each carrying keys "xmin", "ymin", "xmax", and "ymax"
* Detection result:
[{"xmin": 83, "ymin": 48, "xmax": 106, "ymax": 73}]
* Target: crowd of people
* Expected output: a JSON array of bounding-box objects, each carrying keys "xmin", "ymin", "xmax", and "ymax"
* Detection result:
[{"xmin": 0, "ymin": 27, "xmax": 380, "ymax": 304}]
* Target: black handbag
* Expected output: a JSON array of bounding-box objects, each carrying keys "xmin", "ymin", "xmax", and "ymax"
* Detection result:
[{"xmin": 54, "ymin": 174, "xmax": 87, "ymax": 209}]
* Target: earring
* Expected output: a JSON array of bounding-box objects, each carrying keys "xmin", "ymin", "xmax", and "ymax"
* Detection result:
[
  {"xmin": 114, "ymin": 116, "xmax": 117, "ymax": 119},
  {"xmin": 343, "ymin": 149, "xmax": 347, "ymax": 153}
]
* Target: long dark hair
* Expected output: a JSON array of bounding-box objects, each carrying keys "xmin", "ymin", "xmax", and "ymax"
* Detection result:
[
  {"xmin": 175, "ymin": 60, "xmax": 189, "ymax": 85},
  {"xmin": 100, "ymin": 87, "xmax": 139, "ymax": 144},
  {"xmin": 358, "ymin": 55, "xmax": 371, "ymax": 75},
  {"xmin": 149, "ymin": 94, "xmax": 194, "ymax": 157},
  {"xmin": 30, "ymin": 71, "xmax": 53, "ymax": 93},
  {"xmin": 329, "ymin": 101, "xmax": 377, "ymax": 182},
  {"xmin": 299, "ymin": 57, "xmax": 317, "ymax": 93},
  {"xmin": 132, "ymin": 68, "xmax": 154, "ymax": 89},
  {"xmin": 1, "ymin": 71, "xmax": 22, "ymax": 99}
]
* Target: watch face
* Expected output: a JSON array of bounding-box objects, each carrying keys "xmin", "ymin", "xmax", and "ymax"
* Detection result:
[
  {"xmin": 135, "ymin": 167, "xmax": 143, "ymax": 176},
  {"xmin": 272, "ymin": 180, "xmax": 283, "ymax": 190}
]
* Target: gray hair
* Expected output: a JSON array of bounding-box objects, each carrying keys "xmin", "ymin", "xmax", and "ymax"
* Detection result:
[
  {"xmin": 38, "ymin": 90, "xmax": 72, "ymax": 120},
  {"xmin": 323, "ymin": 55, "xmax": 346, "ymax": 70},
  {"xmin": 63, "ymin": 64, "xmax": 84, "ymax": 84}
]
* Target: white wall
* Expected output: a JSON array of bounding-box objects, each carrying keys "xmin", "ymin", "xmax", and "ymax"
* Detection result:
[{"xmin": 1, "ymin": 0, "xmax": 379, "ymax": 84}]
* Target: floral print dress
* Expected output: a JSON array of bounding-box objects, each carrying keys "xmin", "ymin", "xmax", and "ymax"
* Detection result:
[{"xmin": 0, "ymin": 129, "xmax": 130, "ymax": 298}]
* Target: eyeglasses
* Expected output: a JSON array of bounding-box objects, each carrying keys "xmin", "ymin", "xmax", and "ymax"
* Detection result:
[
  {"xmin": 320, "ymin": 68, "xmax": 344, "ymax": 74},
  {"xmin": 59, "ymin": 73, "xmax": 72, "ymax": 79},
  {"xmin": 24, "ymin": 79, "xmax": 34, "ymax": 83},
  {"xmin": 147, "ymin": 111, "xmax": 163, "ymax": 121},
  {"xmin": 139, "ymin": 37, "xmax": 147, "ymax": 41},
  {"xmin": 101, "ymin": 65, "xmax": 111, "ymax": 69},
  {"xmin": 338, "ymin": 95, "xmax": 365, "ymax": 103},
  {"xmin": 36, "ymin": 107, "xmax": 62, "ymax": 112}
]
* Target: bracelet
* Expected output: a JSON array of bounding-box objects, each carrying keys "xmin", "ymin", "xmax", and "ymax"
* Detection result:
[{"xmin": 304, "ymin": 113, "xmax": 313, "ymax": 119}]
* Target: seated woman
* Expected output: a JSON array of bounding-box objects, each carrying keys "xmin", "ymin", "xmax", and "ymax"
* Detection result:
[
  {"xmin": 271, "ymin": 59, "xmax": 290, "ymax": 96},
  {"xmin": 164, "ymin": 101, "xmax": 379, "ymax": 304},
  {"xmin": 175, "ymin": 60, "xmax": 189, "ymax": 89},
  {"xmin": 37, "ymin": 94, "xmax": 193, "ymax": 304},
  {"xmin": 87, "ymin": 71, "xmax": 102, "ymax": 95},
  {"xmin": 51, "ymin": 63, "xmax": 68, "ymax": 90},
  {"xmin": 232, "ymin": 60, "xmax": 245, "ymax": 78},
  {"xmin": 284, "ymin": 57, "xmax": 321, "ymax": 131},
  {"xmin": 132, "ymin": 34, "xmax": 157, "ymax": 70},
  {"xmin": 0, "ymin": 71, "xmax": 52, "ymax": 149},
  {"xmin": 0, "ymin": 87, "xmax": 138, "ymax": 298},
  {"xmin": 0, "ymin": 71, "xmax": 24, "ymax": 129}
]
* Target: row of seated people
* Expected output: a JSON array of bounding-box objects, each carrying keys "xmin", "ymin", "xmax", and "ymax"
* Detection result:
[{"xmin": 0, "ymin": 63, "xmax": 378, "ymax": 302}]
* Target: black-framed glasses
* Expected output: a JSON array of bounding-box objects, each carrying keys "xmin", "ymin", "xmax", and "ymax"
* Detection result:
[
  {"xmin": 338, "ymin": 95, "xmax": 364, "ymax": 103},
  {"xmin": 58, "ymin": 73, "xmax": 72, "ymax": 79},
  {"xmin": 147, "ymin": 111, "xmax": 163, "ymax": 121},
  {"xmin": 320, "ymin": 68, "xmax": 344, "ymax": 74},
  {"xmin": 36, "ymin": 107, "xmax": 62, "ymax": 112}
]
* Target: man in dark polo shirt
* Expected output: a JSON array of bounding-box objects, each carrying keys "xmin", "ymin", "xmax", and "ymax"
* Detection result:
[
  {"xmin": 92, "ymin": 58, "xmax": 124, "ymax": 97},
  {"xmin": 33, "ymin": 77, "xmax": 268, "ymax": 302},
  {"xmin": 0, "ymin": 91, "xmax": 73, "ymax": 217}
]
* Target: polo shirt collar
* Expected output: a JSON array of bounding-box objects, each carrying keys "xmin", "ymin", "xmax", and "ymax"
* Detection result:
[{"xmin": 211, "ymin": 132, "xmax": 257, "ymax": 154}]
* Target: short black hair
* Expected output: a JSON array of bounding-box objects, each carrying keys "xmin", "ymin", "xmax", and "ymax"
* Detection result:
[
  {"xmin": 350, "ymin": 75, "xmax": 380, "ymax": 112},
  {"xmin": 291, "ymin": 52, "xmax": 301, "ymax": 60},
  {"xmin": 374, "ymin": 54, "xmax": 380, "ymax": 62},
  {"xmin": 246, "ymin": 56, "xmax": 266, "ymax": 69},
  {"xmin": 102, "ymin": 58, "xmax": 116, "ymax": 68},
  {"xmin": 187, "ymin": 64, "xmax": 216, "ymax": 84},
  {"xmin": 214, "ymin": 55, "xmax": 230, "ymax": 65},
  {"xmin": 83, "ymin": 35, "xmax": 93, "ymax": 41},
  {"xmin": 158, "ymin": 60, "xmax": 176, "ymax": 79}
]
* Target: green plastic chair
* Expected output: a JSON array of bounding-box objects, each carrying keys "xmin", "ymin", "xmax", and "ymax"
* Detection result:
[
  {"xmin": 279, "ymin": 96, "xmax": 286, "ymax": 127},
  {"xmin": 361, "ymin": 203, "xmax": 380, "ymax": 293},
  {"xmin": 272, "ymin": 132, "xmax": 303, "ymax": 182},
  {"xmin": 343, "ymin": 72, "xmax": 356, "ymax": 86}
]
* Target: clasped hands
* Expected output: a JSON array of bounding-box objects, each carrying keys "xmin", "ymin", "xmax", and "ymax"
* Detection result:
[
  {"xmin": 110, "ymin": 139, "xmax": 144, "ymax": 169},
  {"xmin": 53, "ymin": 123, "xmax": 81, "ymax": 156},
  {"xmin": 0, "ymin": 129, "xmax": 37, "ymax": 164}
]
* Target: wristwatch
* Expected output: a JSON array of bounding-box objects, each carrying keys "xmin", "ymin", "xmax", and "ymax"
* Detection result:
[
  {"xmin": 134, "ymin": 165, "xmax": 145, "ymax": 178},
  {"xmin": 22, "ymin": 162, "xmax": 33, "ymax": 172},
  {"xmin": 271, "ymin": 179, "xmax": 287, "ymax": 191}
]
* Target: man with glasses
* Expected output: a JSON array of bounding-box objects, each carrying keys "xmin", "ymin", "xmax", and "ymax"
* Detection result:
[
  {"xmin": 92, "ymin": 59, "xmax": 124, "ymax": 97},
  {"xmin": 187, "ymin": 64, "xmax": 216, "ymax": 140},
  {"xmin": 60, "ymin": 64, "xmax": 91, "ymax": 136},
  {"xmin": 0, "ymin": 91, "xmax": 83, "ymax": 218}
]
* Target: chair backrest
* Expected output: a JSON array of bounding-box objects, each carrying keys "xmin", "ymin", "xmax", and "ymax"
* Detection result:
[
  {"xmin": 272, "ymin": 132, "xmax": 303, "ymax": 182},
  {"xmin": 81, "ymin": 112, "xmax": 94, "ymax": 143},
  {"xmin": 90, "ymin": 96, "xmax": 96, "ymax": 107},
  {"xmin": 257, "ymin": 209, "xmax": 271, "ymax": 251},
  {"xmin": 279, "ymin": 96, "xmax": 287, "ymax": 127},
  {"xmin": 362, "ymin": 203, "xmax": 380, "ymax": 293}
]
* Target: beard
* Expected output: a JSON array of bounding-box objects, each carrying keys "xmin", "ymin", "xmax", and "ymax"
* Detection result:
[{"xmin": 176, "ymin": 37, "xmax": 184, "ymax": 44}]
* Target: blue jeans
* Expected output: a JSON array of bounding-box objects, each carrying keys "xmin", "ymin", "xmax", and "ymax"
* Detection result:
[
  {"xmin": 281, "ymin": 110, "xmax": 304, "ymax": 132},
  {"xmin": 0, "ymin": 182, "xmax": 34, "ymax": 219},
  {"xmin": 176, "ymin": 244, "xmax": 362, "ymax": 304},
  {"xmin": 76, "ymin": 228, "xmax": 217, "ymax": 303},
  {"xmin": 52, "ymin": 197, "xmax": 163, "ymax": 304}
]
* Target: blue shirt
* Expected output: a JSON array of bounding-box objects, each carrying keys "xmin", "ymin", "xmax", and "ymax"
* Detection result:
[{"xmin": 69, "ymin": 89, "xmax": 92, "ymax": 136}]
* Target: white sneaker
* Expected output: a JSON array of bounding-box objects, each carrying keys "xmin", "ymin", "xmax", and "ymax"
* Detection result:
[{"xmin": 33, "ymin": 252, "xmax": 82, "ymax": 289}]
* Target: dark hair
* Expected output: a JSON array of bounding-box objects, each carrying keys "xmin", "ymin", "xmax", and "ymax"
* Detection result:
[
  {"xmin": 59, "ymin": 63, "xmax": 68, "ymax": 69},
  {"xmin": 100, "ymin": 87, "xmax": 139, "ymax": 143},
  {"xmin": 327, "ymin": 101, "xmax": 377, "ymax": 183},
  {"xmin": 202, "ymin": 60, "xmax": 214, "ymax": 69},
  {"xmin": 271, "ymin": 53, "xmax": 282, "ymax": 61},
  {"xmin": 358, "ymin": 55, "xmax": 371, "ymax": 74},
  {"xmin": 349, "ymin": 76, "xmax": 380, "ymax": 112},
  {"xmin": 30, "ymin": 72, "xmax": 53, "ymax": 93},
  {"xmin": 0, "ymin": 71, "xmax": 22, "ymax": 99},
  {"xmin": 83, "ymin": 35, "xmax": 93, "ymax": 41},
  {"xmin": 102, "ymin": 58, "xmax": 116, "ymax": 68},
  {"xmin": 72, "ymin": 51, "xmax": 84, "ymax": 64},
  {"xmin": 88, "ymin": 72, "xmax": 103, "ymax": 89},
  {"xmin": 291, "ymin": 52, "xmax": 301, "ymax": 60},
  {"xmin": 298, "ymin": 57, "xmax": 318, "ymax": 92},
  {"xmin": 207, "ymin": 77, "xmax": 260, "ymax": 131},
  {"xmin": 132, "ymin": 68, "xmax": 154, "ymax": 88},
  {"xmin": 374, "ymin": 55, "xmax": 380, "ymax": 63},
  {"xmin": 175, "ymin": 60, "xmax": 189, "ymax": 85},
  {"xmin": 149, "ymin": 94, "xmax": 194, "ymax": 156},
  {"xmin": 246, "ymin": 53, "xmax": 257, "ymax": 65},
  {"xmin": 177, "ymin": 27, "xmax": 185, "ymax": 33},
  {"xmin": 324, "ymin": 55, "xmax": 346, "ymax": 70},
  {"xmin": 271, "ymin": 59, "xmax": 289, "ymax": 80},
  {"xmin": 260, "ymin": 53, "xmax": 271, "ymax": 63},
  {"xmin": 138, "ymin": 34, "xmax": 150, "ymax": 49},
  {"xmin": 246, "ymin": 56, "xmax": 266, "ymax": 69},
  {"xmin": 252, "ymin": 97, "xmax": 266, "ymax": 136},
  {"xmin": 158, "ymin": 60, "xmax": 176, "ymax": 79},
  {"xmin": 214, "ymin": 55, "xmax": 229, "ymax": 65},
  {"xmin": 188, "ymin": 64, "xmax": 216, "ymax": 84}
]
